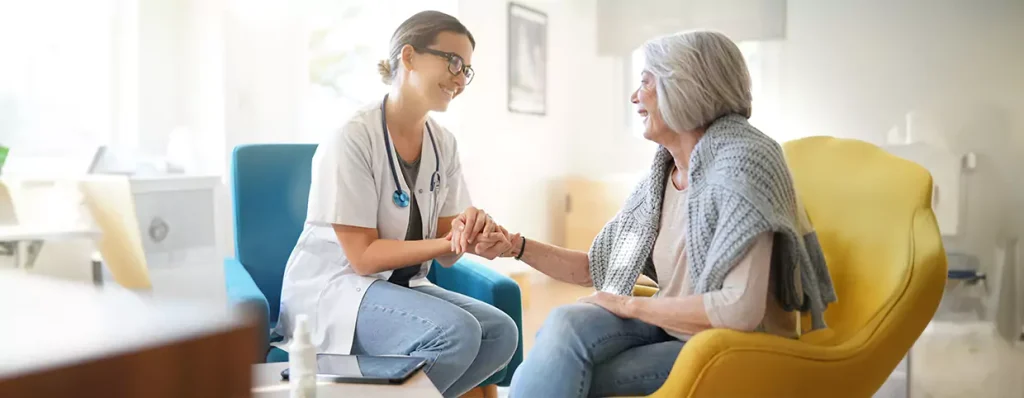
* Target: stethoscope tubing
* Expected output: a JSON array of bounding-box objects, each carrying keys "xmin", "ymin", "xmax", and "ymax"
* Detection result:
[
  {"xmin": 381, "ymin": 94, "xmax": 441, "ymax": 207},
  {"xmin": 380, "ymin": 94, "xmax": 443, "ymax": 238}
]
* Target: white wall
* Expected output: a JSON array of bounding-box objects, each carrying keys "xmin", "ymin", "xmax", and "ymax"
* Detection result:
[
  {"xmin": 774, "ymin": 0, "xmax": 1024, "ymax": 271},
  {"xmin": 595, "ymin": 0, "xmax": 786, "ymax": 55},
  {"xmin": 563, "ymin": 20, "xmax": 657, "ymax": 179},
  {"xmin": 776, "ymin": 0, "xmax": 1024, "ymax": 144},
  {"xmin": 455, "ymin": 0, "xmax": 614, "ymax": 245},
  {"xmin": 136, "ymin": 0, "xmax": 185, "ymax": 157}
]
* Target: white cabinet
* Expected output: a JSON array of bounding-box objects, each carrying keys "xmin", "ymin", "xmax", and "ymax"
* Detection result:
[
  {"xmin": 131, "ymin": 176, "xmax": 220, "ymax": 267},
  {"xmin": 128, "ymin": 175, "xmax": 225, "ymax": 304}
]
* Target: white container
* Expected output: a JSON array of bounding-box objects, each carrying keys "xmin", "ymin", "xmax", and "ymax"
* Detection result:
[
  {"xmin": 289, "ymin": 314, "xmax": 317, "ymax": 398},
  {"xmin": 127, "ymin": 175, "xmax": 225, "ymax": 304}
]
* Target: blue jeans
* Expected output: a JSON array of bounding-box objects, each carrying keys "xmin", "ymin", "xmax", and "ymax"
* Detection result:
[
  {"xmin": 352, "ymin": 280, "xmax": 518, "ymax": 398},
  {"xmin": 510, "ymin": 303, "xmax": 684, "ymax": 398}
]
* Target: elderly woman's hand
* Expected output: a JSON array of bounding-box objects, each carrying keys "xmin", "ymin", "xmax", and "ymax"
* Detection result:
[
  {"xmin": 471, "ymin": 229, "xmax": 514, "ymax": 260},
  {"xmin": 473, "ymin": 225, "xmax": 522, "ymax": 259},
  {"xmin": 578, "ymin": 291, "xmax": 632, "ymax": 319}
]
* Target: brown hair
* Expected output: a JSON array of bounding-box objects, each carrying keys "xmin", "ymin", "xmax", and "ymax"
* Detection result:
[{"xmin": 377, "ymin": 11, "xmax": 476, "ymax": 85}]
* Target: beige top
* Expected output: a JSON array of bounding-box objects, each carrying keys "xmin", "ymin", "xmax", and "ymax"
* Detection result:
[{"xmin": 653, "ymin": 176, "xmax": 798, "ymax": 341}]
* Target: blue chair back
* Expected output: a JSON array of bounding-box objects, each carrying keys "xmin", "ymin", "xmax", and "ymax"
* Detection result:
[{"xmin": 231, "ymin": 143, "xmax": 318, "ymax": 325}]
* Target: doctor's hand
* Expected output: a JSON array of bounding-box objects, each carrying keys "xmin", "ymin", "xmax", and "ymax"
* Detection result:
[
  {"xmin": 444, "ymin": 230, "xmax": 508, "ymax": 259},
  {"xmin": 449, "ymin": 207, "xmax": 498, "ymax": 255}
]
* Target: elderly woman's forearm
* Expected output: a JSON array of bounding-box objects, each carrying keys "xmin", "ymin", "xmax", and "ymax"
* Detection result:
[
  {"xmin": 514, "ymin": 236, "xmax": 593, "ymax": 286},
  {"xmin": 625, "ymin": 295, "xmax": 713, "ymax": 336}
]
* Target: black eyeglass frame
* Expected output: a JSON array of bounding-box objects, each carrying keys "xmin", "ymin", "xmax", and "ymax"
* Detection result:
[{"xmin": 414, "ymin": 47, "xmax": 475, "ymax": 85}]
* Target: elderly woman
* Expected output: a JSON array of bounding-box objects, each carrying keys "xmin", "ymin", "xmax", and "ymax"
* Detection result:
[{"xmin": 492, "ymin": 30, "xmax": 838, "ymax": 397}]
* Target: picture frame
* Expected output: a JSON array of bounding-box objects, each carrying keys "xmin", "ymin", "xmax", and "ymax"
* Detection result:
[{"xmin": 507, "ymin": 2, "xmax": 547, "ymax": 116}]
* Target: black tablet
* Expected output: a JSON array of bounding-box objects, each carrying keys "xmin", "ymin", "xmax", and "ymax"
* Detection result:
[{"xmin": 281, "ymin": 354, "xmax": 427, "ymax": 385}]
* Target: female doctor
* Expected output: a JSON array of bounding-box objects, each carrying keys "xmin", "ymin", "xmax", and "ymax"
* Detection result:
[{"xmin": 272, "ymin": 11, "xmax": 519, "ymax": 398}]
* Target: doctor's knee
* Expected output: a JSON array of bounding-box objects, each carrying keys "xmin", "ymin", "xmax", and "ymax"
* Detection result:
[
  {"xmin": 431, "ymin": 309, "xmax": 483, "ymax": 358},
  {"xmin": 487, "ymin": 310, "xmax": 519, "ymax": 357}
]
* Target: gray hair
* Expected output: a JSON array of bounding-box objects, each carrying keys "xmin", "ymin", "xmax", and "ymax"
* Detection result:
[{"xmin": 641, "ymin": 30, "xmax": 752, "ymax": 132}]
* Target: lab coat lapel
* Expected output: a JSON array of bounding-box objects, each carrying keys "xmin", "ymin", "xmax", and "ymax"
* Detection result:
[
  {"xmin": 385, "ymin": 126, "xmax": 412, "ymax": 208},
  {"xmin": 413, "ymin": 124, "xmax": 438, "ymax": 239}
]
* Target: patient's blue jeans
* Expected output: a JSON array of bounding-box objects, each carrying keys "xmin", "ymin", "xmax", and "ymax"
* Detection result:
[
  {"xmin": 352, "ymin": 281, "xmax": 518, "ymax": 398},
  {"xmin": 510, "ymin": 303, "xmax": 685, "ymax": 398}
]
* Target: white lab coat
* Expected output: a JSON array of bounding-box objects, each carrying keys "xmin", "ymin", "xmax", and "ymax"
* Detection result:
[{"xmin": 272, "ymin": 102, "xmax": 472, "ymax": 355}]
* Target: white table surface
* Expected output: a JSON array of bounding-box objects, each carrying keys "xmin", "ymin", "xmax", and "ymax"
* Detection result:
[{"xmin": 251, "ymin": 362, "xmax": 442, "ymax": 398}]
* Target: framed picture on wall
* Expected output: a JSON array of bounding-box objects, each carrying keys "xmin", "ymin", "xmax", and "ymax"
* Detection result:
[{"xmin": 507, "ymin": 2, "xmax": 547, "ymax": 115}]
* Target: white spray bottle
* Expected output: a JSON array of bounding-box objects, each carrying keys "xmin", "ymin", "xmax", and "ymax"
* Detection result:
[{"xmin": 289, "ymin": 314, "xmax": 317, "ymax": 398}]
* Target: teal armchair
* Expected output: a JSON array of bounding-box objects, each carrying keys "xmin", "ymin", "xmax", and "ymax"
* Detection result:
[{"xmin": 223, "ymin": 143, "xmax": 523, "ymax": 387}]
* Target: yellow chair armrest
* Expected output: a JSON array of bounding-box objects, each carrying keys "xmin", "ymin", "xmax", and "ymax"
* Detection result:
[
  {"xmin": 649, "ymin": 329, "xmax": 864, "ymax": 398},
  {"xmin": 633, "ymin": 285, "xmax": 658, "ymax": 297}
]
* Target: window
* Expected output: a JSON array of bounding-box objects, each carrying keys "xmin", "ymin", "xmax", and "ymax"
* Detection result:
[
  {"xmin": 299, "ymin": 1, "xmax": 460, "ymax": 139},
  {"xmin": 627, "ymin": 41, "xmax": 768, "ymax": 137},
  {"xmin": 0, "ymin": 0, "xmax": 119, "ymax": 154}
]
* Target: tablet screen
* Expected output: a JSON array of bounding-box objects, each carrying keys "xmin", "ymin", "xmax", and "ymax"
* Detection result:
[{"xmin": 316, "ymin": 354, "xmax": 425, "ymax": 380}]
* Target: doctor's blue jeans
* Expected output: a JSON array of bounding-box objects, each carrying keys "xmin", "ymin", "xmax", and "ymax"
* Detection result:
[
  {"xmin": 509, "ymin": 303, "xmax": 685, "ymax": 398},
  {"xmin": 351, "ymin": 280, "xmax": 518, "ymax": 398}
]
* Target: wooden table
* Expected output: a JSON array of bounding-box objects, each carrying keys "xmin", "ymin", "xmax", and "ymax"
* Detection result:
[
  {"xmin": 0, "ymin": 270, "xmax": 260, "ymax": 397},
  {"xmin": 251, "ymin": 362, "xmax": 442, "ymax": 398}
]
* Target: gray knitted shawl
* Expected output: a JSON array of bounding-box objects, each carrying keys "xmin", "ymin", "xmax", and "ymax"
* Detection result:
[{"xmin": 588, "ymin": 114, "xmax": 837, "ymax": 331}]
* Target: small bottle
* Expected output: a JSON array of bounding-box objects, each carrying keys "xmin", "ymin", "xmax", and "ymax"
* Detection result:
[{"xmin": 289, "ymin": 314, "xmax": 317, "ymax": 398}]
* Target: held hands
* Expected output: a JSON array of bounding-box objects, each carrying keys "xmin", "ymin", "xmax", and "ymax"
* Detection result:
[{"xmin": 446, "ymin": 207, "xmax": 519, "ymax": 260}]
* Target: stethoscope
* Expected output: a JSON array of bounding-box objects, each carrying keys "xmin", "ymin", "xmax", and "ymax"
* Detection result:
[{"xmin": 381, "ymin": 94, "xmax": 443, "ymax": 235}]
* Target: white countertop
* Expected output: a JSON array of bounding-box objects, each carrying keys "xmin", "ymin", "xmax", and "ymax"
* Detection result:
[{"xmin": 0, "ymin": 225, "xmax": 99, "ymax": 242}]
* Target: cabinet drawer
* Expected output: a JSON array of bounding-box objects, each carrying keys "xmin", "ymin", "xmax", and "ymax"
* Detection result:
[{"xmin": 133, "ymin": 188, "xmax": 216, "ymax": 262}]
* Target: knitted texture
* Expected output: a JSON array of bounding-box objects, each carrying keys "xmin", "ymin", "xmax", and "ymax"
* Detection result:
[{"xmin": 588, "ymin": 114, "xmax": 837, "ymax": 331}]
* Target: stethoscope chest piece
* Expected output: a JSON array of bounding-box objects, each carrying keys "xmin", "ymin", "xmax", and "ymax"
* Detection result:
[{"xmin": 392, "ymin": 190, "xmax": 410, "ymax": 208}]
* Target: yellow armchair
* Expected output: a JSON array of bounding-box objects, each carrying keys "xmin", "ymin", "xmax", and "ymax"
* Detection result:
[{"xmin": 639, "ymin": 136, "xmax": 948, "ymax": 397}]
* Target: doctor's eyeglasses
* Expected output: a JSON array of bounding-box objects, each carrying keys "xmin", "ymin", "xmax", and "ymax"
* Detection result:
[{"xmin": 415, "ymin": 47, "xmax": 475, "ymax": 85}]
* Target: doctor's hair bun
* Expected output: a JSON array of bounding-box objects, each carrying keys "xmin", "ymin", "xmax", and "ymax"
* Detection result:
[{"xmin": 377, "ymin": 59, "xmax": 393, "ymax": 85}]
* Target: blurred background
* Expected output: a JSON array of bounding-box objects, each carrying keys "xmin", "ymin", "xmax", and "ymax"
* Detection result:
[{"xmin": 1, "ymin": 0, "xmax": 1023, "ymax": 397}]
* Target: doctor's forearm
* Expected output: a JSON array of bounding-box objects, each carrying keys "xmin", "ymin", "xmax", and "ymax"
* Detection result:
[
  {"xmin": 350, "ymin": 238, "xmax": 452, "ymax": 276},
  {"xmin": 435, "ymin": 252, "xmax": 463, "ymax": 267},
  {"xmin": 512, "ymin": 236, "xmax": 592, "ymax": 286}
]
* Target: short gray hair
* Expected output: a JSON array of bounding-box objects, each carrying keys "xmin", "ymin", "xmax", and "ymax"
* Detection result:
[{"xmin": 641, "ymin": 30, "xmax": 752, "ymax": 132}]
